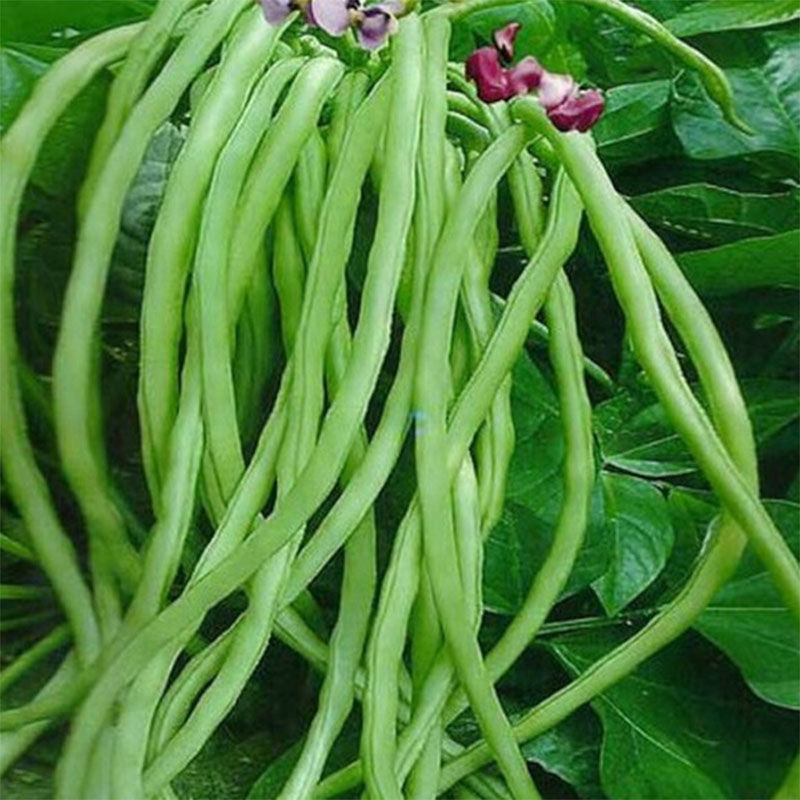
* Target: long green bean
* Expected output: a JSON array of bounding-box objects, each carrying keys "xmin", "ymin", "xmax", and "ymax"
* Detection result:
[
  {"xmin": 52, "ymin": 0, "xmax": 250, "ymax": 599},
  {"xmin": 137, "ymin": 5, "xmax": 289, "ymax": 508},
  {"xmin": 0, "ymin": 22, "xmax": 143, "ymax": 667},
  {"xmin": 436, "ymin": 99, "xmax": 765, "ymax": 792},
  {"xmin": 114, "ymin": 57, "xmax": 339, "ymax": 797},
  {"xmin": 513, "ymin": 98, "xmax": 798, "ymax": 616},
  {"xmin": 79, "ymin": 0, "xmax": 202, "ymax": 213},
  {"xmin": 413, "ymin": 111, "xmax": 537, "ymax": 796}
]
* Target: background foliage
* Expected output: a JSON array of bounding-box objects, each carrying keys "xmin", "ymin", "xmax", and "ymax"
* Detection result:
[{"xmin": 1, "ymin": 1, "xmax": 798, "ymax": 798}]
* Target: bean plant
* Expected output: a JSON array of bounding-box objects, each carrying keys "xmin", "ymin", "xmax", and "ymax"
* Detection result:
[{"xmin": 0, "ymin": 0, "xmax": 798, "ymax": 798}]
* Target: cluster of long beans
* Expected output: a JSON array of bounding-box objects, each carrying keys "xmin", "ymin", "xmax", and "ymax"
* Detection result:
[{"xmin": 1, "ymin": 0, "xmax": 798, "ymax": 797}]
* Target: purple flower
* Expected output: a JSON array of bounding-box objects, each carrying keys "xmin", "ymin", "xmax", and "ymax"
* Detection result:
[
  {"xmin": 536, "ymin": 70, "xmax": 576, "ymax": 111},
  {"xmin": 492, "ymin": 22, "xmax": 520, "ymax": 62},
  {"xmin": 464, "ymin": 23, "xmax": 604, "ymax": 132},
  {"xmin": 466, "ymin": 47, "xmax": 511, "ymax": 103},
  {"xmin": 302, "ymin": 0, "xmax": 401, "ymax": 49},
  {"xmin": 507, "ymin": 56, "xmax": 543, "ymax": 95},
  {"xmin": 355, "ymin": 2, "xmax": 402, "ymax": 49},
  {"xmin": 308, "ymin": 0, "xmax": 352, "ymax": 35},
  {"xmin": 261, "ymin": 0, "xmax": 295, "ymax": 24},
  {"xmin": 547, "ymin": 88, "xmax": 605, "ymax": 132}
]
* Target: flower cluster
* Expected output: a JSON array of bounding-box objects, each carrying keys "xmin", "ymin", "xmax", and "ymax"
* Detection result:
[
  {"xmin": 261, "ymin": 0, "xmax": 402, "ymax": 50},
  {"xmin": 466, "ymin": 23, "xmax": 604, "ymax": 132}
]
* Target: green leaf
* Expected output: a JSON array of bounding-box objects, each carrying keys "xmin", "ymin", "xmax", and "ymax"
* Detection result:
[
  {"xmin": 247, "ymin": 716, "xmax": 362, "ymax": 799},
  {"xmin": 595, "ymin": 382, "xmax": 800, "ymax": 478},
  {"xmin": 483, "ymin": 354, "xmax": 608, "ymax": 615},
  {"xmin": 594, "ymin": 79, "xmax": 681, "ymax": 164},
  {"xmin": 662, "ymin": 488, "xmax": 717, "ymax": 592},
  {"xmin": 594, "ymin": 391, "xmax": 695, "ymax": 478},
  {"xmin": 448, "ymin": 695, "xmax": 603, "ymax": 798},
  {"xmin": 671, "ymin": 35, "xmax": 799, "ymax": 167},
  {"xmin": 592, "ymin": 473, "xmax": 675, "ymax": 615},
  {"xmin": 520, "ymin": 708, "xmax": 603, "ymax": 799},
  {"xmin": 666, "ymin": 0, "xmax": 800, "ymax": 37},
  {"xmin": 1, "ymin": 46, "xmax": 112, "ymax": 196},
  {"xmin": 629, "ymin": 184, "xmax": 800, "ymax": 246},
  {"xmin": 695, "ymin": 500, "xmax": 800, "ymax": 709},
  {"xmin": 0, "ymin": 0, "xmax": 154, "ymax": 46},
  {"xmin": 1, "ymin": 47, "xmax": 50, "ymax": 132},
  {"xmin": 550, "ymin": 630, "xmax": 798, "ymax": 799},
  {"xmin": 450, "ymin": 1, "xmax": 556, "ymax": 63},
  {"xmin": 676, "ymin": 230, "xmax": 800, "ymax": 295}
]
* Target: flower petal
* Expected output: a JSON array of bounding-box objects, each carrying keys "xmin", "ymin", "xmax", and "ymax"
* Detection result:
[
  {"xmin": 537, "ymin": 70, "xmax": 576, "ymax": 110},
  {"xmin": 547, "ymin": 88, "xmax": 605, "ymax": 131},
  {"xmin": 507, "ymin": 56, "xmax": 543, "ymax": 94},
  {"xmin": 492, "ymin": 22, "xmax": 521, "ymax": 62},
  {"xmin": 466, "ymin": 47, "xmax": 512, "ymax": 103},
  {"xmin": 309, "ymin": 0, "xmax": 352, "ymax": 35},
  {"xmin": 357, "ymin": 6, "xmax": 397, "ymax": 50},
  {"xmin": 261, "ymin": 0, "xmax": 293, "ymax": 24}
]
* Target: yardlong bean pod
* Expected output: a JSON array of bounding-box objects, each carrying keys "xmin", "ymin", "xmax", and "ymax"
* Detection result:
[
  {"xmin": 104, "ymin": 55, "xmax": 308, "ymax": 798},
  {"xmin": 79, "ymin": 0, "xmax": 203, "ymax": 213},
  {"xmin": 53, "ymin": 0, "xmax": 252, "ymax": 599},
  {"xmin": 436, "ymin": 99, "xmax": 770, "ymax": 794},
  {"xmin": 513, "ymin": 98, "xmax": 799, "ymax": 617},
  {"xmin": 0, "ymin": 22, "xmax": 143, "ymax": 668},
  {"xmin": 2, "ymin": 1, "xmax": 796, "ymax": 795},
  {"xmin": 310, "ymin": 164, "xmax": 585, "ymax": 800},
  {"xmin": 123, "ymin": 57, "xmax": 345, "ymax": 797},
  {"xmin": 413, "ymin": 110, "xmax": 537, "ymax": 796}
]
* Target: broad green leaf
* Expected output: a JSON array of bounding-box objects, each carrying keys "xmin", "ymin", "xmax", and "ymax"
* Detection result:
[
  {"xmin": 629, "ymin": 184, "xmax": 800, "ymax": 245},
  {"xmin": 592, "ymin": 473, "xmax": 674, "ymax": 615},
  {"xmin": 0, "ymin": 0, "xmax": 154, "ymax": 45},
  {"xmin": 595, "ymin": 382, "xmax": 800, "ymax": 478},
  {"xmin": 676, "ymin": 230, "xmax": 800, "ymax": 295},
  {"xmin": 247, "ymin": 718, "xmax": 361, "ymax": 799},
  {"xmin": 666, "ymin": 0, "xmax": 800, "ymax": 37},
  {"xmin": 594, "ymin": 391, "xmax": 694, "ymax": 478},
  {"xmin": 1, "ymin": 48, "xmax": 49, "ymax": 131},
  {"xmin": 451, "ymin": 1, "xmax": 556, "ymax": 63},
  {"xmin": 671, "ymin": 35, "xmax": 799, "ymax": 167},
  {"xmin": 550, "ymin": 630, "xmax": 798, "ymax": 799},
  {"xmin": 662, "ymin": 488, "xmax": 717, "ymax": 592},
  {"xmin": 1, "ymin": 46, "xmax": 111, "ymax": 196},
  {"xmin": 483, "ymin": 354, "xmax": 607, "ymax": 615},
  {"xmin": 484, "ymin": 487, "xmax": 606, "ymax": 615},
  {"xmin": 695, "ymin": 500, "xmax": 800, "ymax": 709},
  {"xmin": 449, "ymin": 697, "xmax": 603, "ymax": 798},
  {"xmin": 520, "ymin": 708, "xmax": 603, "ymax": 799},
  {"xmin": 594, "ymin": 79, "xmax": 681, "ymax": 164}
]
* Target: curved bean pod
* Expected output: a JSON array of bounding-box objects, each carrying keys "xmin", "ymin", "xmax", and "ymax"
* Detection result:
[
  {"xmin": 53, "ymin": 0, "xmax": 251, "ymax": 599},
  {"xmin": 79, "ymin": 0, "xmax": 203, "ymax": 214},
  {"xmin": 413, "ymin": 115, "xmax": 537, "ymax": 797},
  {"xmin": 0, "ymin": 22, "xmax": 143, "ymax": 667},
  {"xmin": 436, "ymin": 100, "xmax": 767, "ymax": 792},
  {"xmin": 136, "ymin": 5, "xmax": 288, "ymax": 509},
  {"xmin": 513, "ymin": 98, "xmax": 798, "ymax": 616}
]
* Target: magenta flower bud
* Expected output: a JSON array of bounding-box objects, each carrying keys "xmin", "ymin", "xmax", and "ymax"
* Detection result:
[
  {"xmin": 507, "ymin": 56, "xmax": 543, "ymax": 94},
  {"xmin": 261, "ymin": 0, "xmax": 294, "ymax": 24},
  {"xmin": 537, "ymin": 70, "xmax": 577, "ymax": 111},
  {"xmin": 492, "ymin": 22, "xmax": 520, "ymax": 62},
  {"xmin": 308, "ymin": 0, "xmax": 352, "ymax": 35},
  {"xmin": 466, "ymin": 47, "xmax": 512, "ymax": 103},
  {"xmin": 357, "ymin": 3, "xmax": 401, "ymax": 50},
  {"xmin": 547, "ymin": 88, "xmax": 605, "ymax": 132}
]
